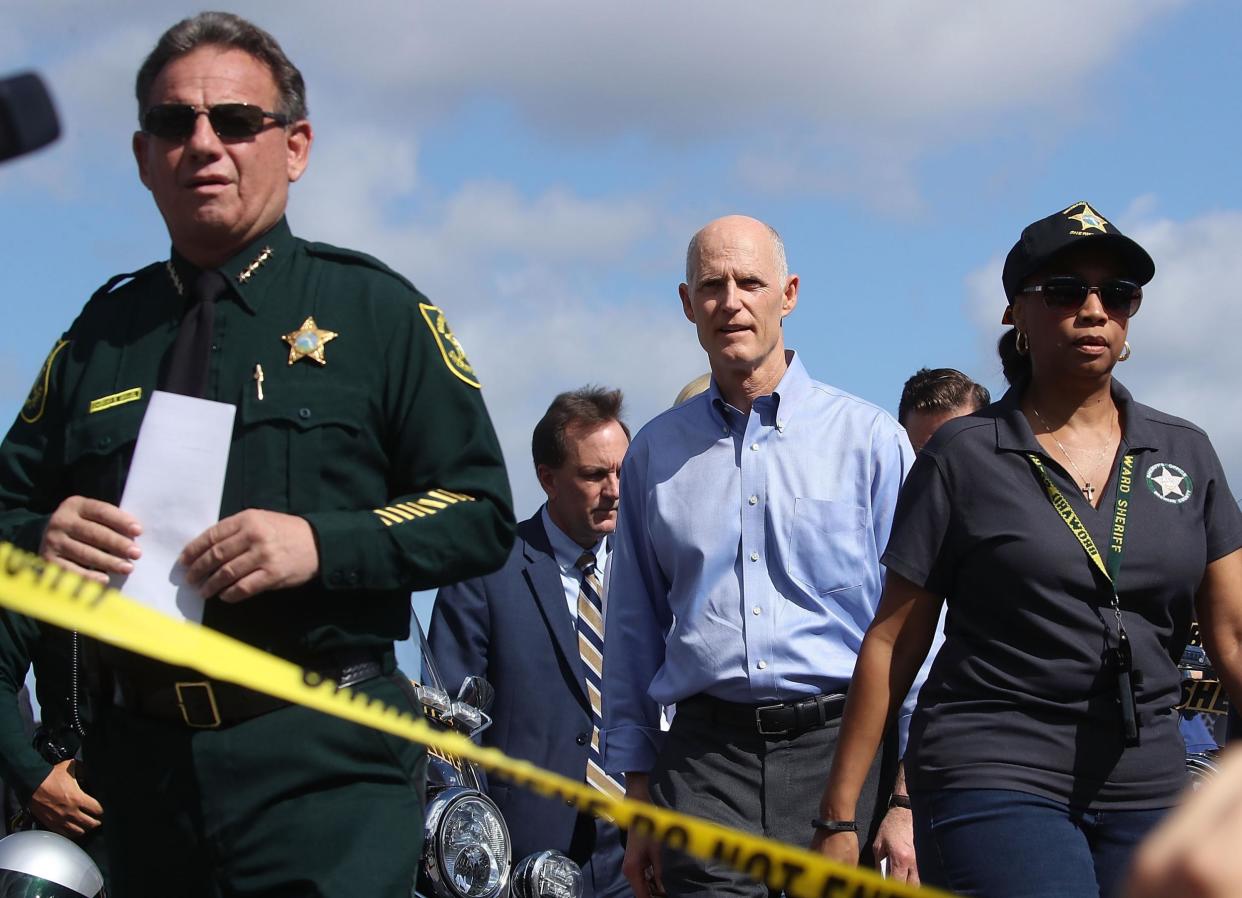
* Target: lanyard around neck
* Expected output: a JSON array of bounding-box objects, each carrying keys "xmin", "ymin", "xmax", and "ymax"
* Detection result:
[
  {"xmin": 1027, "ymin": 451, "xmax": 1144, "ymax": 745},
  {"xmin": 1026, "ymin": 452, "xmax": 1134, "ymax": 585}
]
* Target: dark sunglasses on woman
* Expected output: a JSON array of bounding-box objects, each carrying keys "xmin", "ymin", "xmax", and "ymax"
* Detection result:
[{"xmin": 1019, "ymin": 276, "xmax": 1143, "ymax": 317}]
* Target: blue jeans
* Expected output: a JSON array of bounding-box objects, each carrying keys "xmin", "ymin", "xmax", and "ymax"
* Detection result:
[{"xmin": 912, "ymin": 788, "xmax": 1170, "ymax": 898}]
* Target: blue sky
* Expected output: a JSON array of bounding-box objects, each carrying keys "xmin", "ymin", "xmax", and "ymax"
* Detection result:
[{"xmin": 4, "ymin": 1, "xmax": 1241, "ymax": 640}]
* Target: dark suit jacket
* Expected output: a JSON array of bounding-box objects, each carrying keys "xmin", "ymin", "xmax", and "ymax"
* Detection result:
[{"xmin": 429, "ymin": 513, "xmax": 597, "ymax": 862}]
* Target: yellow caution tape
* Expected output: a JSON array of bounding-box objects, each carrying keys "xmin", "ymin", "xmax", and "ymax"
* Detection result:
[{"xmin": 0, "ymin": 542, "xmax": 949, "ymax": 898}]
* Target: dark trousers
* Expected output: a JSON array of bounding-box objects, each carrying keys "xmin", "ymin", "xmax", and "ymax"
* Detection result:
[
  {"xmin": 649, "ymin": 698, "xmax": 881, "ymax": 898},
  {"xmin": 89, "ymin": 674, "xmax": 426, "ymax": 898},
  {"xmin": 912, "ymin": 788, "xmax": 1170, "ymax": 898}
]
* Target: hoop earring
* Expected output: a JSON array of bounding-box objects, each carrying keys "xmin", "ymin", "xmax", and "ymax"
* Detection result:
[
  {"xmin": 1118, "ymin": 340, "xmax": 1132, "ymax": 362},
  {"xmin": 1016, "ymin": 330, "xmax": 1029, "ymax": 356}
]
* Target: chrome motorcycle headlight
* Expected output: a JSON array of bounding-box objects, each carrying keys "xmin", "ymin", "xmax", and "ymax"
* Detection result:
[
  {"xmin": 511, "ymin": 850, "xmax": 583, "ymax": 898},
  {"xmin": 423, "ymin": 788, "xmax": 511, "ymax": 898},
  {"xmin": 1187, "ymin": 750, "xmax": 1222, "ymax": 790}
]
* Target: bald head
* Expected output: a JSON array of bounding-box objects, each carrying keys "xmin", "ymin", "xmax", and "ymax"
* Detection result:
[
  {"xmin": 685, "ymin": 215, "xmax": 788, "ymax": 287},
  {"xmin": 678, "ymin": 215, "xmax": 799, "ymax": 407}
]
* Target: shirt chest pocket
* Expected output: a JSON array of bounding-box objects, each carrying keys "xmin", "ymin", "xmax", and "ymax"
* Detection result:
[
  {"xmin": 63, "ymin": 403, "xmax": 146, "ymax": 505},
  {"xmin": 237, "ymin": 386, "xmax": 365, "ymax": 512},
  {"xmin": 787, "ymin": 497, "xmax": 870, "ymax": 596}
]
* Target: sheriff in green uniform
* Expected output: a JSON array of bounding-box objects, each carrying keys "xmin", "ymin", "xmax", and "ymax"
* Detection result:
[{"xmin": 0, "ymin": 12, "xmax": 514, "ymax": 896}]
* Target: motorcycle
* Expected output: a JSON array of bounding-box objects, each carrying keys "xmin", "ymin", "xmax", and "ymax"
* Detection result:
[
  {"xmin": 1177, "ymin": 625, "xmax": 1228, "ymax": 789},
  {"xmin": 409, "ymin": 622, "xmax": 584, "ymax": 898}
]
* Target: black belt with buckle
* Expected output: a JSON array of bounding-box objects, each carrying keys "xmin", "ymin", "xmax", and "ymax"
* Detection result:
[
  {"xmin": 111, "ymin": 650, "xmax": 389, "ymax": 729},
  {"xmin": 682, "ymin": 691, "xmax": 848, "ymax": 737}
]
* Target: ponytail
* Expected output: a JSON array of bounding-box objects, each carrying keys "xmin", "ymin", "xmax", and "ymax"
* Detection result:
[{"xmin": 998, "ymin": 327, "xmax": 1032, "ymax": 387}]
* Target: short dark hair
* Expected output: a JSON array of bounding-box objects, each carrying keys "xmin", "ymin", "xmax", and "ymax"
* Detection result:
[
  {"xmin": 898, "ymin": 368, "xmax": 990, "ymax": 426},
  {"xmin": 135, "ymin": 11, "xmax": 308, "ymax": 123},
  {"xmin": 532, "ymin": 387, "xmax": 629, "ymax": 470}
]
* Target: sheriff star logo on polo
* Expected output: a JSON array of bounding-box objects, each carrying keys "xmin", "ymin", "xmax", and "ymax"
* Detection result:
[
  {"xmin": 1065, "ymin": 201, "xmax": 1109, "ymax": 233},
  {"xmin": 1146, "ymin": 462, "xmax": 1193, "ymax": 504},
  {"xmin": 282, "ymin": 316, "xmax": 339, "ymax": 365}
]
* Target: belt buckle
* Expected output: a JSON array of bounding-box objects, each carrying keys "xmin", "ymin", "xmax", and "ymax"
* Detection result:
[
  {"xmin": 754, "ymin": 701, "xmax": 791, "ymax": 736},
  {"xmin": 174, "ymin": 681, "xmax": 222, "ymax": 729}
]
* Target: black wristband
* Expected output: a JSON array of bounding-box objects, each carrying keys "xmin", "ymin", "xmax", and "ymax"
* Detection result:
[
  {"xmin": 888, "ymin": 793, "xmax": 912, "ymax": 810},
  {"xmin": 811, "ymin": 818, "xmax": 858, "ymax": 833}
]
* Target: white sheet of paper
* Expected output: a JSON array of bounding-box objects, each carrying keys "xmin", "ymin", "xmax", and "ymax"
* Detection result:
[{"xmin": 111, "ymin": 391, "xmax": 235, "ymax": 622}]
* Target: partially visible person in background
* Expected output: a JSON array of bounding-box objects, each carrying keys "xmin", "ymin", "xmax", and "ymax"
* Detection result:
[
  {"xmin": 431, "ymin": 387, "xmax": 632, "ymax": 898},
  {"xmin": 673, "ymin": 374, "xmax": 711, "ymax": 407},
  {"xmin": 1, "ymin": 680, "xmax": 37, "ymax": 836},
  {"xmin": 0, "ymin": 614, "xmax": 105, "ymax": 870},
  {"xmin": 897, "ymin": 368, "xmax": 990, "ymax": 452}
]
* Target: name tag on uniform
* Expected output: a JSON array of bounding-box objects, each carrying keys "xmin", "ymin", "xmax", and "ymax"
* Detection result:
[{"xmin": 89, "ymin": 387, "xmax": 143, "ymax": 414}]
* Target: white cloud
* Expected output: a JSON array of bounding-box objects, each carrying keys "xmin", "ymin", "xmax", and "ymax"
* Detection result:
[
  {"xmin": 1123, "ymin": 211, "xmax": 1242, "ymax": 469},
  {"xmin": 3, "ymin": 0, "xmax": 1186, "ymax": 212},
  {"xmin": 289, "ymin": 126, "xmax": 664, "ymax": 295},
  {"xmin": 966, "ymin": 205, "xmax": 1242, "ymax": 487},
  {"xmin": 292, "ymin": 1, "xmax": 1183, "ymax": 137}
]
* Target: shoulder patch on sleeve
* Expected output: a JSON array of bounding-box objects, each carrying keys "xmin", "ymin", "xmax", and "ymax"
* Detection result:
[
  {"xmin": 418, "ymin": 303, "xmax": 481, "ymax": 389},
  {"xmin": 20, "ymin": 339, "xmax": 70, "ymax": 424}
]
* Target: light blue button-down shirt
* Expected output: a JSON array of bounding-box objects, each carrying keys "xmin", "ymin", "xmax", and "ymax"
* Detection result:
[
  {"xmin": 602, "ymin": 352, "xmax": 920, "ymax": 775},
  {"xmin": 540, "ymin": 504, "xmax": 608, "ymax": 620}
]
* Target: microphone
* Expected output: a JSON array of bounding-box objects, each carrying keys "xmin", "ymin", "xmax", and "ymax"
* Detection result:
[{"xmin": 0, "ymin": 72, "xmax": 61, "ymax": 164}]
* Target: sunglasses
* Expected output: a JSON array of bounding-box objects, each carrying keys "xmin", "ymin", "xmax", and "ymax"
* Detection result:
[
  {"xmin": 1019, "ymin": 277, "xmax": 1143, "ymax": 318},
  {"xmin": 141, "ymin": 103, "xmax": 289, "ymax": 141}
]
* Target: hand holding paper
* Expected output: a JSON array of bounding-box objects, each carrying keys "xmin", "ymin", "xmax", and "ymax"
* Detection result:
[
  {"xmin": 40, "ymin": 496, "xmax": 142, "ymax": 582},
  {"xmin": 112, "ymin": 391, "xmax": 235, "ymax": 622}
]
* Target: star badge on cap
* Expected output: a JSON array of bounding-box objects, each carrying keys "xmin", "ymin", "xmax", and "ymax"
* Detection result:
[
  {"xmin": 1065, "ymin": 201, "xmax": 1109, "ymax": 234},
  {"xmin": 282, "ymin": 317, "xmax": 338, "ymax": 366}
]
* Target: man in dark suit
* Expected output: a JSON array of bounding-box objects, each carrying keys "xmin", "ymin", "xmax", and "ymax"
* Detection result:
[{"xmin": 430, "ymin": 386, "xmax": 632, "ymax": 897}]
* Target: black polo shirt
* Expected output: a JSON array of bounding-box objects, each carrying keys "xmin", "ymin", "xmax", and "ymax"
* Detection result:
[{"xmin": 887, "ymin": 380, "xmax": 1242, "ymax": 809}]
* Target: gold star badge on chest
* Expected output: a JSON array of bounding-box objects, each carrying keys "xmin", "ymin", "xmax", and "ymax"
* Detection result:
[{"xmin": 282, "ymin": 316, "xmax": 339, "ymax": 365}]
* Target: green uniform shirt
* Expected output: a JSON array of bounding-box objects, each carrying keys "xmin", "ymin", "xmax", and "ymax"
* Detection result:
[{"xmin": 0, "ymin": 217, "xmax": 515, "ymax": 660}]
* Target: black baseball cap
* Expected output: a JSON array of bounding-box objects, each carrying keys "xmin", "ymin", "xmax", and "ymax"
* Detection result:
[{"xmin": 1001, "ymin": 200, "xmax": 1155, "ymax": 302}]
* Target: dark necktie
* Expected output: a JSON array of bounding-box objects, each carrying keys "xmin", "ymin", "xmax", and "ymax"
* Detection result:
[
  {"xmin": 161, "ymin": 268, "xmax": 228, "ymax": 398},
  {"xmin": 575, "ymin": 551, "xmax": 625, "ymax": 800}
]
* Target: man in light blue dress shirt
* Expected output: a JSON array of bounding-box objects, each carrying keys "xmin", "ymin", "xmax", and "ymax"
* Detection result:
[{"xmin": 603, "ymin": 215, "xmax": 919, "ymax": 897}]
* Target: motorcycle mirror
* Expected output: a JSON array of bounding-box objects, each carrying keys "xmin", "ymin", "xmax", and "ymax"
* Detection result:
[{"xmin": 458, "ymin": 675, "xmax": 495, "ymax": 714}]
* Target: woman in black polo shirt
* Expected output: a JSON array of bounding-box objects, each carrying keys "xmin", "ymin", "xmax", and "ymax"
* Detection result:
[{"xmin": 813, "ymin": 201, "xmax": 1242, "ymax": 898}]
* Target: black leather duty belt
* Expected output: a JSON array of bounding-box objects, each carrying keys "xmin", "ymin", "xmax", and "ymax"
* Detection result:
[
  {"xmin": 682, "ymin": 691, "xmax": 848, "ymax": 737},
  {"xmin": 111, "ymin": 653, "xmax": 387, "ymax": 730}
]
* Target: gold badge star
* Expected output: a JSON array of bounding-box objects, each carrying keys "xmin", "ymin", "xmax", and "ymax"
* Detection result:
[
  {"xmin": 1066, "ymin": 201, "xmax": 1109, "ymax": 233},
  {"xmin": 282, "ymin": 317, "xmax": 338, "ymax": 366}
]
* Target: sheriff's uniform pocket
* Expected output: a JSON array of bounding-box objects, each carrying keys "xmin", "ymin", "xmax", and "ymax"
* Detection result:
[{"xmin": 237, "ymin": 385, "xmax": 364, "ymax": 512}]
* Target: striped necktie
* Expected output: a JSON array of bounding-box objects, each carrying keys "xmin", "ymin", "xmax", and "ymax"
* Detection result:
[{"xmin": 575, "ymin": 551, "xmax": 625, "ymax": 800}]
